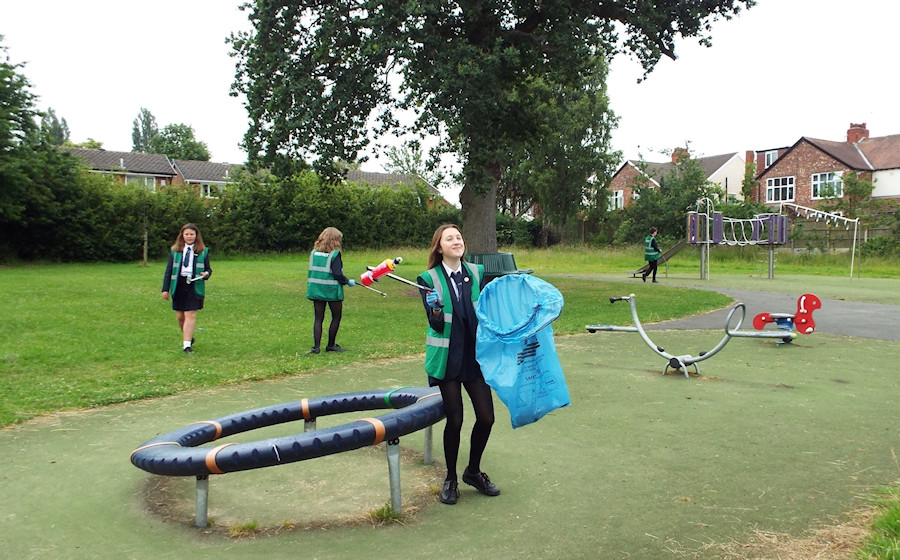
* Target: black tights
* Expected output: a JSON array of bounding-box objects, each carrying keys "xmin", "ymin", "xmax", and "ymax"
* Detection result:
[
  {"xmin": 439, "ymin": 377, "xmax": 495, "ymax": 481},
  {"xmin": 644, "ymin": 259, "xmax": 658, "ymax": 281},
  {"xmin": 312, "ymin": 300, "xmax": 342, "ymax": 348}
]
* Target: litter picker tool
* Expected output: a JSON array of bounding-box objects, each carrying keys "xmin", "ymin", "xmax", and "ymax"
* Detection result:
[{"xmin": 361, "ymin": 257, "xmax": 442, "ymax": 307}]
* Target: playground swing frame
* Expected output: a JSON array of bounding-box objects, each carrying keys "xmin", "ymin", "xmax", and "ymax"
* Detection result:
[{"xmin": 686, "ymin": 198, "xmax": 860, "ymax": 280}]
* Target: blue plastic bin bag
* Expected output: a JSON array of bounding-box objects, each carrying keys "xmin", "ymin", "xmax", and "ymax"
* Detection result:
[{"xmin": 475, "ymin": 274, "xmax": 570, "ymax": 428}]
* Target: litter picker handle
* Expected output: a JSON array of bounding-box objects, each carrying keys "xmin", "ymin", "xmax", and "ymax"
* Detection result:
[{"xmin": 379, "ymin": 272, "xmax": 444, "ymax": 309}]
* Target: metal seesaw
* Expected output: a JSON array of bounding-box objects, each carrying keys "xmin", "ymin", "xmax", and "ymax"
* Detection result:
[{"xmin": 586, "ymin": 294, "xmax": 796, "ymax": 377}]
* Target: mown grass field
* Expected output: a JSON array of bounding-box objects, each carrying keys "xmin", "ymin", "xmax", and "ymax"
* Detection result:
[{"xmin": 1, "ymin": 245, "xmax": 899, "ymax": 559}]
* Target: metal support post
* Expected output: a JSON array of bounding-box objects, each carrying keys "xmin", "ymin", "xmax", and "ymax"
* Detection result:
[
  {"xmin": 423, "ymin": 425, "xmax": 433, "ymax": 465},
  {"xmin": 386, "ymin": 438, "xmax": 402, "ymax": 513},
  {"xmin": 195, "ymin": 475, "xmax": 209, "ymax": 528}
]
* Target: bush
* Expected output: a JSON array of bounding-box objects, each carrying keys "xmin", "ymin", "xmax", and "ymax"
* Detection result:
[
  {"xmin": 859, "ymin": 236, "xmax": 900, "ymax": 258},
  {"xmin": 0, "ymin": 164, "xmax": 477, "ymax": 262}
]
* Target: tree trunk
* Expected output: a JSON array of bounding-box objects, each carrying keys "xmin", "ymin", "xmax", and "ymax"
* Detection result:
[{"xmin": 459, "ymin": 164, "xmax": 499, "ymax": 254}]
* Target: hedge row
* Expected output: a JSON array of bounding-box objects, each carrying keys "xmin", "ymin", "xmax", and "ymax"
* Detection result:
[{"xmin": 0, "ymin": 169, "xmax": 466, "ymax": 262}]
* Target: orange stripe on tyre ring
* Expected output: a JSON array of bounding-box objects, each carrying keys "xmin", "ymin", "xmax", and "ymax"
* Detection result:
[
  {"xmin": 360, "ymin": 418, "xmax": 386, "ymax": 445},
  {"xmin": 129, "ymin": 441, "xmax": 180, "ymax": 461},
  {"xmin": 191, "ymin": 420, "xmax": 223, "ymax": 440},
  {"xmin": 205, "ymin": 443, "xmax": 236, "ymax": 474},
  {"xmin": 301, "ymin": 398, "xmax": 311, "ymax": 420}
]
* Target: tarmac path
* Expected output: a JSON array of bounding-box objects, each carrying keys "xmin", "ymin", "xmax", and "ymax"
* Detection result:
[{"xmin": 644, "ymin": 288, "xmax": 899, "ymax": 341}]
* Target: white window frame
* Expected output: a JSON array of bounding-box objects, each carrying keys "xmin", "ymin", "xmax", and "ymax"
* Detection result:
[
  {"xmin": 811, "ymin": 171, "xmax": 843, "ymax": 199},
  {"xmin": 764, "ymin": 150, "xmax": 779, "ymax": 168},
  {"xmin": 609, "ymin": 189, "xmax": 624, "ymax": 210},
  {"xmin": 765, "ymin": 176, "xmax": 795, "ymax": 203},
  {"xmin": 200, "ymin": 183, "xmax": 221, "ymax": 199},
  {"xmin": 125, "ymin": 174, "xmax": 157, "ymax": 191}
]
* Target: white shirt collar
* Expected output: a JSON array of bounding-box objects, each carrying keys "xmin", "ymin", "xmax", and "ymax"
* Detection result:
[{"xmin": 441, "ymin": 262, "xmax": 462, "ymax": 277}]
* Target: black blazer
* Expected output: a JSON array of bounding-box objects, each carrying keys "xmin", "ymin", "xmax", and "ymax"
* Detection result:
[
  {"xmin": 161, "ymin": 248, "xmax": 212, "ymax": 293},
  {"xmin": 418, "ymin": 265, "xmax": 484, "ymax": 381}
]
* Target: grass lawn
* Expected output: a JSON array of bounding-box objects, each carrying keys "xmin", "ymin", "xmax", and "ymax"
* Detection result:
[
  {"xmin": 1, "ymin": 246, "xmax": 899, "ymax": 559},
  {"xmin": 0, "ymin": 248, "xmax": 740, "ymax": 427}
]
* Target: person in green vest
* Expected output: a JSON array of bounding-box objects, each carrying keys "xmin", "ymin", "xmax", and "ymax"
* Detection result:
[
  {"xmin": 417, "ymin": 224, "xmax": 500, "ymax": 505},
  {"xmin": 161, "ymin": 223, "xmax": 212, "ymax": 354},
  {"xmin": 306, "ymin": 227, "xmax": 355, "ymax": 354},
  {"xmin": 642, "ymin": 226, "xmax": 662, "ymax": 283}
]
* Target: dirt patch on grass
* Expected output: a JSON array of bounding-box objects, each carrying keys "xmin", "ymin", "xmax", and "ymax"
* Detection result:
[
  {"xmin": 709, "ymin": 508, "xmax": 875, "ymax": 559},
  {"xmin": 137, "ymin": 443, "xmax": 445, "ymax": 537}
]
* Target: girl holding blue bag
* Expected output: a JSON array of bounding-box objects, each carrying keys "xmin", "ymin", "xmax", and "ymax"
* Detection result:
[{"xmin": 417, "ymin": 224, "xmax": 500, "ymax": 505}]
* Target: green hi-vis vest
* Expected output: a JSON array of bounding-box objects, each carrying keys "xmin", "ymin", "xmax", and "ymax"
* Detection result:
[
  {"xmin": 644, "ymin": 235, "xmax": 660, "ymax": 261},
  {"xmin": 419, "ymin": 262, "xmax": 483, "ymax": 380},
  {"xmin": 306, "ymin": 250, "xmax": 343, "ymax": 301},
  {"xmin": 168, "ymin": 248, "xmax": 208, "ymax": 296}
]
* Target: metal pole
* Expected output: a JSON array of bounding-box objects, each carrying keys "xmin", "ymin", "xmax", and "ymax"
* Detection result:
[
  {"xmin": 851, "ymin": 219, "xmax": 858, "ymax": 279},
  {"xmin": 195, "ymin": 475, "xmax": 209, "ymax": 528},
  {"xmin": 423, "ymin": 425, "xmax": 433, "ymax": 465},
  {"xmin": 386, "ymin": 438, "xmax": 402, "ymax": 513},
  {"xmin": 768, "ymin": 245, "xmax": 775, "ymax": 279}
]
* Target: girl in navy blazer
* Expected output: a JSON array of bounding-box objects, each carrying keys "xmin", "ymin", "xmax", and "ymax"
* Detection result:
[
  {"xmin": 417, "ymin": 224, "xmax": 500, "ymax": 505},
  {"xmin": 161, "ymin": 223, "xmax": 211, "ymax": 354}
]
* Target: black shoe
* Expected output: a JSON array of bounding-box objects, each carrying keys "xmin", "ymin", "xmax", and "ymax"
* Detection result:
[
  {"xmin": 642, "ymin": 275, "xmax": 647, "ymax": 283},
  {"xmin": 439, "ymin": 479, "xmax": 459, "ymax": 505},
  {"xmin": 183, "ymin": 347, "xmax": 194, "ymax": 354},
  {"xmin": 308, "ymin": 347, "xmax": 320, "ymax": 354},
  {"xmin": 652, "ymin": 280, "xmax": 659, "ymax": 283},
  {"xmin": 462, "ymin": 468, "xmax": 500, "ymax": 496},
  {"xmin": 325, "ymin": 344, "xmax": 346, "ymax": 352}
]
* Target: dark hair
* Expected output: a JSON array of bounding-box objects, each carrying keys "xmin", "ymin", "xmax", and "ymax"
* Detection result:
[{"xmin": 649, "ymin": 227, "xmax": 657, "ymax": 235}]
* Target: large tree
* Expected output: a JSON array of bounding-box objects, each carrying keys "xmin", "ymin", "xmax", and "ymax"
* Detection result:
[
  {"xmin": 40, "ymin": 107, "xmax": 69, "ymax": 145},
  {"xmin": 0, "ymin": 35, "xmax": 40, "ymax": 225},
  {"xmin": 497, "ymin": 61, "xmax": 620, "ymax": 243},
  {"xmin": 149, "ymin": 123, "xmax": 211, "ymax": 161},
  {"xmin": 231, "ymin": 0, "xmax": 755, "ymax": 252},
  {"xmin": 131, "ymin": 107, "xmax": 158, "ymax": 152}
]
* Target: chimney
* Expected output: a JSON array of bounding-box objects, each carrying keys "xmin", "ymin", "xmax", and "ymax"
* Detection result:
[
  {"xmin": 847, "ymin": 123, "xmax": 869, "ymax": 143},
  {"xmin": 672, "ymin": 147, "xmax": 689, "ymax": 163}
]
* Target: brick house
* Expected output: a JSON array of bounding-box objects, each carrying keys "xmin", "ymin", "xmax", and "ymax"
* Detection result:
[
  {"xmin": 751, "ymin": 123, "xmax": 900, "ymax": 209},
  {"xmin": 66, "ymin": 147, "xmax": 177, "ymax": 189},
  {"xmin": 66, "ymin": 147, "xmax": 443, "ymax": 203},
  {"xmin": 607, "ymin": 149, "xmax": 746, "ymax": 210},
  {"xmin": 171, "ymin": 159, "xmax": 240, "ymax": 198},
  {"xmin": 66, "ymin": 147, "xmax": 240, "ymax": 197}
]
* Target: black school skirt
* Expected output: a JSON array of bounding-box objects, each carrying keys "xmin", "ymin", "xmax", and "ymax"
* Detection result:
[{"xmin": 171, "ymin": 275, "xmax": 204, "ymax": 312}]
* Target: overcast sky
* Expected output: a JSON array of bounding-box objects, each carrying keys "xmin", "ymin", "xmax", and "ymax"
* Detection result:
[{"xmin": 4, "ymin": 1, "xmax": 897, "ymax": 203}]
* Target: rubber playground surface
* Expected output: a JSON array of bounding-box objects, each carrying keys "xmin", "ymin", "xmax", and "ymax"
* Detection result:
[{"xmin": 2, "ymin": 279, "xmax": 899, "ymax": 559}]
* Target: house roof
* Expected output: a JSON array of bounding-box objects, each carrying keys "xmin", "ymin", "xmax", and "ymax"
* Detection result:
[
  {"xmin": 855, "ymin": 134, "xmax": 900, "ymax": 170},
  {"xmin": 65, "ymin": 147, "xmax": 176, "ymax": 176},
  {"xmin": 620, "ymin": 152, "xmax": 740, "ymax": 182},
  {"xmin": 345, "ymin": 169, "xmax": 440, "ymax": 197},
  {"xmin": 761, "ymin": 133, "xmax": 900, "ymax": 178},
  {"xmin": 174, "ymin": 160, "xmax": 239, "ymax": 183}
]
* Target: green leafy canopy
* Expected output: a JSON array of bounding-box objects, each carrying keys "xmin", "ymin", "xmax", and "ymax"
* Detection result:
[{"xmin": 230, "ymin": 1, "xmax": 755, "ymax": 251}]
